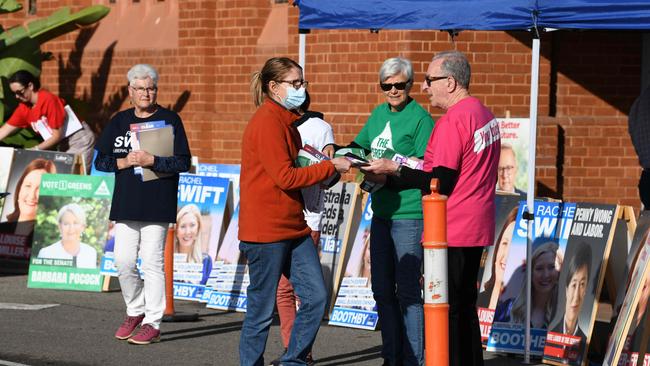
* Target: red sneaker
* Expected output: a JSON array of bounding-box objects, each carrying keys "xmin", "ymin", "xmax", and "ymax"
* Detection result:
[
  {"xmin": 128, "ymin": 324, "xmax": 161, "ymax": 345},
  {"xmin": 114, "ymin": 314, "xmax": 144, "ymax": 340}
]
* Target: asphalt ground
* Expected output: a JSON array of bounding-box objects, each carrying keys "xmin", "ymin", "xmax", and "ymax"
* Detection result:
[{"xmin": 0, "ymin": 268, "xmax": 544, "ymax": 366}]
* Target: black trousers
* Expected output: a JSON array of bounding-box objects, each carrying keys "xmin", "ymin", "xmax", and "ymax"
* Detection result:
[
  {"xmin": 448, "ymin": 246, "xmax": 484, "ymax": 366},
  {"xmin": 640, "ymin": 169, "xmax": 650, "ymax": 210}
]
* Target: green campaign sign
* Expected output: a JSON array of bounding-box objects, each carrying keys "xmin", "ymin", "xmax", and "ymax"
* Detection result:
[
  {"xmin": 27, "ymin": 174, "xmax": 114, "ymax": 292},
  {"xmin": 39, "ymin": 173, "xmax": 114, "ymax": 198}
]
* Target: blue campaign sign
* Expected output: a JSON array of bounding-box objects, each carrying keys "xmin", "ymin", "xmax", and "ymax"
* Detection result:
[
  {"xmin": 329, "ymin": 307, "xmax": 379, "ymax": 330},
  {"xmin": 99, "ymin": 253, "xmax": 142, "ymax": 277},
  {"xmin": 489, "ymin": 200, "xmax": 576, "ymax": 355},
  {"xmin": 174, "ymin": 174, "xmax": 230, "ymax": 299},
  {"xmin": 196, "ymin": 163, "xmax": 240, "ymax": 209},
  {"xmin": 173, "ymin": 282, "xmax": 204, "ymax": 301},
  {"xmin": 329, "ymin": 196, "xmax": 377, "ymax": 330},
  {"xmin": 487, "ymin": 326, "xmax": 548, "ymax": 355},
  {"xmin": 206, "ymin": 291, "xmax": 247, "ymax": 312}
]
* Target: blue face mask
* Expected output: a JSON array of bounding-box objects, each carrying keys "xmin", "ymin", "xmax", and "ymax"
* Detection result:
[{"xmin": 281, "ymin": 86, "xmax": 306, "ymax": 110}]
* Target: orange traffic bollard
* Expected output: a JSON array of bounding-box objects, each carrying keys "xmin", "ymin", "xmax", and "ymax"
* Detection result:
[
  {"xmin": 422, "ymin": 178, "xmax": 449, "ymax": 366},
  {"xmin": 163, "ymin": 225, "xmax": 175, "ymax": 317},
  {"xmin": 163, "ymin": 224, "xmax": 198, "ymax": 322}
]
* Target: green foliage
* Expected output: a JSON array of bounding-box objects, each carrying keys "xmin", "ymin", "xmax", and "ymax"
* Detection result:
[
  {"xmin": 32, "ymin": 196, "xmax": 111, "ymax": 256},
  {"xmin": 0, "ymin": 0, "xmax": 21, "ymax": 14},
  {"xmin": 0, "ymin": 5, "xmax": 109, "ymax": 148}
]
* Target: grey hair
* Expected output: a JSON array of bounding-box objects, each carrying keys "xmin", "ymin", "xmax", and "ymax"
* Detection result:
[
  {"xmin": 57, "ymin": 203, "xmax": 87, "ymax": 226},
  {"xmin": 432, "ymin": 51, "xmax": 471, "ymax": 90},
  {"xmin": 379, "ymin": 57, "xmax": 413, "ymax": 83},
  {"xmin": 127, "ymin": 64, "xmax": 159, "ymax": 86}
]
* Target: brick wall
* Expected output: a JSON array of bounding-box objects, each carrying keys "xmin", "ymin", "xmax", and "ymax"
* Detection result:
[{"xmin": 3, "ymin": 1, "xmax": 643, "ymax": 209}]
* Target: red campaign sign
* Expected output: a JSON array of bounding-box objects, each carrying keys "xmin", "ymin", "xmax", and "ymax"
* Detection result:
[
  {"xmin": 544, "ymin": 331, "xmax": 582, "ymax": 362},
  {"xmin": 477, "ymin": 307, "xmax": 495, "ymax": 341},
  {"xmin": 545, "ymin": 331, "xmax": 581, "ymax": 347},
  {"xmin": 544, "ymin": 343, "xmax": 566, "ymax": 359},
  {"xmin": 0, "ymin": 233, "xmax": 30, "ymax": 259}
]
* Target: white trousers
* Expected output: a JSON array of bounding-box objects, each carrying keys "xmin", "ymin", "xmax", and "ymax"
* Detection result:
[{"xmin": 114, "ymin": 221, "xmax": 167, "ymax": 329}]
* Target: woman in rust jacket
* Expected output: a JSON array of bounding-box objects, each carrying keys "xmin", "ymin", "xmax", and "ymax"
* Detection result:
[{"xmin": 238, "ymin": 57, "xmax": 351, "ymax": 366}]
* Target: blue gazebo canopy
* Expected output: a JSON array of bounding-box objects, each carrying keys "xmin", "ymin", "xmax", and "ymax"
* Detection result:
[{"xmin": 295, "ymin": 0, "xmax": 650, "ymax": 31}]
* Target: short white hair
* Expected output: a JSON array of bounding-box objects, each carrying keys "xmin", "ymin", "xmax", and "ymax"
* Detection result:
[
  {"xmin": 57, "ymin": 203, "xmax": 87, "ymax": 226},
  {"xmin": 127, "ymin": 64, "xmax": 159, "ymax": 86},
  {"xmin": 379, "ymin": 57, "xmax": 413, "ymax": 83}
]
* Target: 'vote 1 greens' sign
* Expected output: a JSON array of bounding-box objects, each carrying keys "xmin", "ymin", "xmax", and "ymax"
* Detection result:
[{"xmin": 28, "ymin": 174, "xmax": 114, "ymax": 292}]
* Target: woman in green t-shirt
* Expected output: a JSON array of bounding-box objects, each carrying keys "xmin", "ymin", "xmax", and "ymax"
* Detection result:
[{"xmin": 326, "ymin": 57, "xmax": 434, "ymax": 366}]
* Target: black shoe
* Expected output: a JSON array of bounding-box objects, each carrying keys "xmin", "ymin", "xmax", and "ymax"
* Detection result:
[
  {"xmin": 270, "ymin": 350, "xmax": 314, "ymax": 366},
  {"xmin": 269, "ymin": 349, "xmax": 287, "ymax": 366},
  {"xmin": 381, "ymin": 360, "xmax": 402, "ymax": 366}
]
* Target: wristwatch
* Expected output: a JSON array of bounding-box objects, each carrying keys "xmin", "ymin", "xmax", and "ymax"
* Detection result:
[{"xmin": 394, "ymin": 163, "xmax": 402, "ymax": 177}]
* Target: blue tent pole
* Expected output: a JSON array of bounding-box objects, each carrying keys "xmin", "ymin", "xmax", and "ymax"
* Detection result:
[{"xmin": 524, "ymin": 34, "xmax": 541, "ymax": 364}]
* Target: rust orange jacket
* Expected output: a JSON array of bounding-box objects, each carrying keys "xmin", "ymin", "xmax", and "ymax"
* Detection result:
[{"xmin": 238, "ymin": 99, "xmax": 336, "ymax": 243}]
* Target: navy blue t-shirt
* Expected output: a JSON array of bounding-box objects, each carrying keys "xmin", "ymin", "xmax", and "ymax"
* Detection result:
[{"xmin": 94, "ymin": 107, "xmax": 191, "ymax": 223}]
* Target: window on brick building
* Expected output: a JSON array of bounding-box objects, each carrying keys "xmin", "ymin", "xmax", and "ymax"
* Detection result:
[
  {"xmin": 28, "ymin": 0, "xmax": 36, "ymax": 15},
  {"xmin": 274, "ymin": 0, "xmax": 289, "ymax": 3}
]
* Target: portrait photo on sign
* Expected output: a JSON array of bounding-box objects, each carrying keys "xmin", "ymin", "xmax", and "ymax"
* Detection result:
[
  {"xmin": 0, "ymin": 149, "xmax": 75, "ymax": 225},
  {"xmin": 31, "ymin": 196, "xmax": 110, "ymax": 269}
]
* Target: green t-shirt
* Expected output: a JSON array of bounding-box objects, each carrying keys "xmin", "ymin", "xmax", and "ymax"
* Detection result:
[{"xmin": 354, "ymin": 98, "xmax": 435, "ymax": 219}]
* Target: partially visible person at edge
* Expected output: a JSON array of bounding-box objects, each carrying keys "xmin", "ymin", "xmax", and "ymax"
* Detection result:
[
  {"xmin": 272, "ymin": 90, "xmax": 337, "ymax": 366},
  {"xmin": 238, "ymin": 57, "xmax": 351, "ymax": 366},
  {"xmin": 0, "ymin": 70, "xmax": 95, "ymax": 170},
  {"xmin": 363, "ymin": 50, "xmax": 500, "ymax": 366},
  {"xmin": 323, "ymin": 56, "xmax": 435, "ymax": 366},
  {"xmin": 94, "ymin": 64, "xmax": 191, "ymax": 345},
  {"xmin": 628, "ymin": 85, "xmax": 650, "ymax": 210}
]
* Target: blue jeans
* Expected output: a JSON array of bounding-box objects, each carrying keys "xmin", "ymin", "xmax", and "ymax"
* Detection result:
[
  {"xmin": 370, "ymin": 217, "xmax": 424, "ymax": 366},
  {"xmin": 239, "ymin": 236, "xmax": 327, "ymax": 366}
]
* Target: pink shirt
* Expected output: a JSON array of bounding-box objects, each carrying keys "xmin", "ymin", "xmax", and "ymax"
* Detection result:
[{"xmin": 424, "ymin": 97, "xmax": 500, "ymax": 247}]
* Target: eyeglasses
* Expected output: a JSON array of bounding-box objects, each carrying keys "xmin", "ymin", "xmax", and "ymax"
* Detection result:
[
  {"xmin": 130, "ymin": 86, "xmax": 158, "ymax": 94},
  {"xmin": 424, "ymin": 75, "xmax": 449, "ymax": 87},
  {"xmin": 379, "ymin": 81, "xmax": 411, "ymax": 92},
  {"xmin": 277, "ymin": 79, "xmax": 308, "ymax": 89},
  {"xmin": 13, "ymin": 87, "xmax": 27, "ymax": 97},
  {"xmin": 498, "ymin": 165, "xmax": 516, "ymax": 174}
]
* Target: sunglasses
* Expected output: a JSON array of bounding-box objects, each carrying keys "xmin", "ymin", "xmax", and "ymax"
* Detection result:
[
  {"xmin": 380, "ymin": 81, "xmax": 411, "ymax": 92},
  {"xmin": 424, "ymin": 75, "xmax": 449, "ymax": 87}
]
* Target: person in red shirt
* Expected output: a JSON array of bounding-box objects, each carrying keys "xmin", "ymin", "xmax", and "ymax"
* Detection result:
[{"xmin": 0, "ymin": 71, "xmax": 66, "ymax": 150}]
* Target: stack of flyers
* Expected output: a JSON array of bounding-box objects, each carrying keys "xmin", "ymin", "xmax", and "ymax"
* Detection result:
[
  {"xmin": 130, "ymin": 121, "xmax": 166, "ymax": 176},
  {"xmin": 297, "ymin": 144, "xmax": 339, "ymax": 187},
  {"xmin": 381, "ymin": 148, "xmax": 423, "ymax": 170},
  {"xmin": 334, "ymin": 147, "xmax": 368, "ymax": 161}
]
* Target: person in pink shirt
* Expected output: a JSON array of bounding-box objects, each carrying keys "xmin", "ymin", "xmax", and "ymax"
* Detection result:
[{"xmin": 364, "ymin": 50, "xmax": 500, "ymax": 366}]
